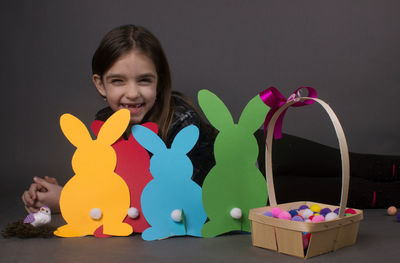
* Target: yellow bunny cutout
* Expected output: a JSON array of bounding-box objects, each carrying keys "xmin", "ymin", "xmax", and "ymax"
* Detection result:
[{"xmin": 54, "ymin": 109, "xmax": 133, "ymax": 237}]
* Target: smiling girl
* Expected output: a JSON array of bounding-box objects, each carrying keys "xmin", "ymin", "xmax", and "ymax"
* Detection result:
[{"xmin": 21, "ymin": 25, "xmax": 216, "ymax": 213}]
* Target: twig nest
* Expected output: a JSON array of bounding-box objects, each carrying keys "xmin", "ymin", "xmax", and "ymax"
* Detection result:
[
  {"xmin": 2, "ymin": 220, "xmax": 56, "ymax": 238},
  {"xmin": 127, "ymin": 207, "xmax": 139, "ymax": 219},
  {"xmin": 230, "ymin": 208, "xmax": 242, "ymax": 219},
  {"xmin": 387, "ymin": 206, "xmax": 397, "ymax": 216},
  {"xmin": 171, "ymin": 209, "xmax": 183, "ymax": 222},
  {"xmin": 90, "ymin": 208, "xmax": 102, "ymax": 220}
]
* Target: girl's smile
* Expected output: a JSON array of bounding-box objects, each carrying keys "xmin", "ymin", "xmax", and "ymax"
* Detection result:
[
  {"xmin": 93, "ymin": 50, "xmax": 158, "ymax": 124},
  {"xmin": 120, "ymin": 103, "xmax": 145, "ymax": 115}
]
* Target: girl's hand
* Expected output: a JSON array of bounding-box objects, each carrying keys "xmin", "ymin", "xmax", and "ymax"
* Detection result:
[
  {"xmin": 33, "ymin": 176, "xmax": 62, "ymax": 213},
  {"xmin": 21, "ymin": 176, "xmax": 62, "ymax": 213},
  {"xmin": 22, "ymin": 182, "xmax": 42, "ymax": 213}
]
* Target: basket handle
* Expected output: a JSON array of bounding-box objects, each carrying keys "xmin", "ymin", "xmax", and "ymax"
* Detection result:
[{"xmin": 265, "ymin": 97, "xmax": 350, "ymax": 218}]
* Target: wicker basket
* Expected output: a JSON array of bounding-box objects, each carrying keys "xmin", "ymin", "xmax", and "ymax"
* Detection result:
[{"xmin": 249, "ymin": 97, "xmax": 363, "ymax": 259}]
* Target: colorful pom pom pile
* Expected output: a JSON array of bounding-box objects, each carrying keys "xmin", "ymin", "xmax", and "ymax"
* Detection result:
[
  {"xmin": 263, "ymin": 204, "xmax": 357, "ymax": 223},
  {"xmin": 262, "ymin": 204, "xmax": 359, "ymax": 251}
]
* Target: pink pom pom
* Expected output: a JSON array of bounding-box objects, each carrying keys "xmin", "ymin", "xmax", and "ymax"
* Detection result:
[
  {"xmin": 302, "ymin": 234, "xmax": 309, "ymax": 249},
  {"xmin": 311, "ymin": 215, "xmax": 325, "ymax": 222},
  {"xmin": 278, "ymin": 211, "xmax": 292, "ymax": 220},
  {"xmin": 271, "ymin": 207, "xmax": 283, "ymax": 218}
]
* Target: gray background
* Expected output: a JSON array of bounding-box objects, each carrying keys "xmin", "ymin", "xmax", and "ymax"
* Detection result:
[
  {"xmin": 1, "ymin": 0, "xmax": 399, "ymax": 191},
  {"xmin": 1, "ymin": 2, "xmax": 400, "ymax": 262}
]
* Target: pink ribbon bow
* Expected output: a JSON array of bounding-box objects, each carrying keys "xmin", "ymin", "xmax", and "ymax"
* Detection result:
[{"xmin": 259, "ymin": 86, "xmax": 317, "ymax": 139}]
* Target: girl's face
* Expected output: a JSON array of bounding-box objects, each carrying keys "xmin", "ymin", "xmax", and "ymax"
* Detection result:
[{"xmin": 93, "ymin": 50, "xmax": 158, "ymax": 124}]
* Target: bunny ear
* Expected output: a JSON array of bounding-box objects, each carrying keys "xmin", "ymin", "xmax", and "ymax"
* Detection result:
[
  {"xmin": 238, "ymin": 94, "xmax": 271, "ymax": 132},
  {"xmin": 198, "ymin": 89, "xmax": 234, "ymax": 131},
  {"xmin": 91, "ymin": 120, "xmax": 104, "ymax": 137},
  {"xmin": 60, "ymin": 113, "xmax": 93, "ymax": 148},
  {"xmin": 171, "ymin": 125, "xmax": 199, "ymax": 154},
  {"xmin": 141, "ymin": 122, "xmax": 159, "ymax": 134},
  {"xmin": 97, "ymin": 109, "xmax": 130, "ymax": 145},
  {"xmin": 132, "ymin": 124, "xmax": 166, "ymax": 154}
]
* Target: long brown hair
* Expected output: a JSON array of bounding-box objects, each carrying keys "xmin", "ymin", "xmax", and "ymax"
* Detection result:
[{"xmin": 91, "ymin": 24, "xmax": 174, "ymax": 140}]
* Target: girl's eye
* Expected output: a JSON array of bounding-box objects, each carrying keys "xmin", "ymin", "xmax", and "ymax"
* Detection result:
[
  {"xmin": 138, "ymin": 78, "xmax": 152, "ymax": 84},
  {"xmin": 111, "ymin": 79, "xmax": 123, "ymax": 84}
]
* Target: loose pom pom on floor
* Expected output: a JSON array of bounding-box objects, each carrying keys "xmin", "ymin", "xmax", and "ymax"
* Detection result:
[
  {"xmin": 90, "ymin": 208, "xmax": 102, "ymax": 220},
  {"xmin": 387, "ymin": 206, "xmax": 397, "ymax": 216},
  {"xmin": 171, "ymin": 209, "xmax": 183, "ymax": 222},
  {"xmin": 230, "ymin": 208, "xmax": 243, "ymax": 219},
  {"xmin": 127, "ymin": 207, "xmax": 139, "ymax": 219},
  {"xmin": 325, "ymin": 212, "xmax": 339, "ymax": 221}
]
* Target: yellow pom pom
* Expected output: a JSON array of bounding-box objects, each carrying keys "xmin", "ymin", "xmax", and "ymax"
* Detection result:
[{"xmin": 310, "ymin": 204, "xmax": 321, "ymax": 213}]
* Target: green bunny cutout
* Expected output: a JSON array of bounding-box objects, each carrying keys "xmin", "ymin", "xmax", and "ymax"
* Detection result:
[{"xmin": 198, "ymin": 89, "xmax": 270, "ymax": 237}]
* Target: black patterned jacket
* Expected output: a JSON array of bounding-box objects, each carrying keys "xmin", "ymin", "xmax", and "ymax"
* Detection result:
[{"xmin": 95, "ymin": 95, "xmax": 216, "ymax": 186}]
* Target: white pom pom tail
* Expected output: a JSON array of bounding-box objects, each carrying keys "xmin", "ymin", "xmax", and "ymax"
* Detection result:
[
  {"xmin": 230, "ymin": 208, "xmax": 242, "ymax": 219},
  {"xmin": 127, "ymin": 207, "xmax": 139, "ymax": 219},
  {"xmin": 171, "ymin": 209, "xmax": 183, "ymax": 222},
  {"xmin": 90, "ymin": 208, "xmax": 102, "ymax": 220}
]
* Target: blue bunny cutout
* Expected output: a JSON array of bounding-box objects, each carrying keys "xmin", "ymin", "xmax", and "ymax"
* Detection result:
[{"xmin": 132, "ymin": 124, "xmax": 207, "ymax": 241}]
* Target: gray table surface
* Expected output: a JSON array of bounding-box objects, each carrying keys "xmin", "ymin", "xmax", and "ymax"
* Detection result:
[{"xmin": 1, "ymin": 204, "xmax": 399, "ymax": 263}]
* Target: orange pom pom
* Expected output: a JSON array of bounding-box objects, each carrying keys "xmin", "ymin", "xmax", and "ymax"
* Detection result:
[{"xmin": 387, "ymin": 206, "xmax": 397, "ymax": 216}]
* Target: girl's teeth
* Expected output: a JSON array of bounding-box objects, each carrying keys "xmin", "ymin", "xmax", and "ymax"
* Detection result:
[{"xmin": 123, "ymin": 104, "xmax": 142, "ymax": 108}]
